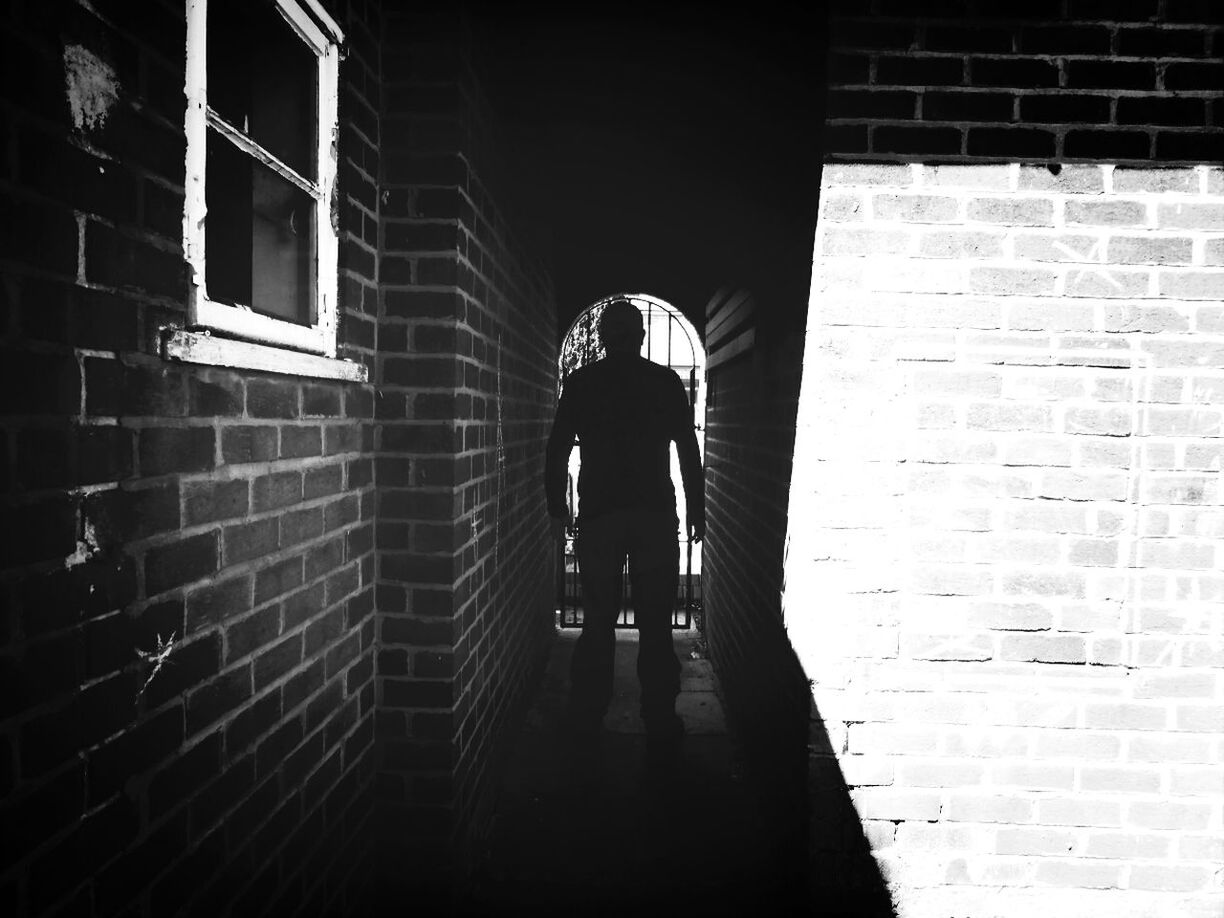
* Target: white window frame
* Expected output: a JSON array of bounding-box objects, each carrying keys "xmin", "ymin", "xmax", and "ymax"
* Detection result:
[{"xmin": 168, "ymin": 0, "xmax": 365, "ymax": 382}]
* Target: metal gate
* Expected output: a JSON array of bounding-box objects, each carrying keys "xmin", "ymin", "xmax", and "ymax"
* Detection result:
[{"xmin": 556, "ymin": 528, "xmax": 698, "ymax": 629}]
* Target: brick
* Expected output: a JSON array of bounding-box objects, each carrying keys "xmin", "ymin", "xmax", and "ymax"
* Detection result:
[
  {"xmin": 924, "ymin": 24, "xmax": 1010, "ymax": 52},
  {"xmin": 302, "ymin": 385, "xmax": 342, "ymax": 417},
  {"xmin": 1064, "ymin": 130, "xmax": 1151, "ymax": 160},
  {"xmin": 917, "ymin": 230, "xmax": 1004, "ymax": 259},
  {"xmin": 188, "ymin": 376, "xmax": 243, "ymax": 416},
  {"xmin": 1084, "ymin": 703, "xmax": 1167, "ymax": 731},
  {"xmin": 970, "ymin": 57, "xmax": 1058, "ymax": 89},
  {"xmin": 84, "ymin": 221, "xmax": 184, "ymax": 298},
  {"xmin": 282, "ymin": 506, "xmax": 325, "ymax": 546},
  {"xmin": 995, "ymin": 828, "xmax": 1077, "ymax": 856},
  {"xmin": 281, "ymin": 425, "xmax": 323, "ymax": 459},
  {"xmin": 872, "ymin": 194, "xmax": 958, "ymax": 222},
  {"xmin": 1128, "ymin": 800, "xmax": 1211, "ymax": 831},
  {"xmin": 225, "ymin": 691, "xmax": 282, "ymax": 754},
  {"xmin": 254, "ymin": 634, "xmax": 303, "ymax": 689},
  {"xmin": 224, "ymin": 604, "xmax": 281, "ymax": 665},
  {"xmin": 1118, "ymin": 96, "xmax": 1206, "ymax": 127},
  {"xmin": 182, "ymin": 575, "xmax": 252, "ymax": 641},
  {"xmin": 223, "ymin": 517, "xmax": 279, "ymax": 566},
  {"xmin": 1039, "ymin": 798, "xmax": 1122, "ymax": 828},
  {"xmin": 999, "ymin": 634, "xmax": 1086, "ymax": 663},
  {"xmin": 1034, "ymin": 859, "xmax": 1123, "ymax": 889},
  {"xmin": 819, "ymin": 192, "xmax": 864, "ymax": 222},
  {"xmin": 1067, "ymin": 59, "xmax": 1155, "ymax": 90},
  {"xmin": 255, "ymin": 555, "xmax": 304, "ymax": 605},
  {"xmin": 304, "ymin": 464, "xmax": 343, "ymax": 500},
  {"xmin": 120, "ymin": 363, "xmax": 188, "ymax": 417},
  {"xmin": 1021, "ymin": 24, "xmax": 1111, "ymax": 54},
  {"xmin": 186, "ymin": 665, "xmax": 252, "ymax": 734},
  {"xmin": 78, "ymin": 425, "xmax": 136, "ymax": 483},
  {"xmin": 1107, "ymin": 235, "xmax": 1192, "ymax": 264},
  {"xmin": 246, "ymin": 379, "xmax": 299, "ymax": 419},
  {"xmin": 873, "ymin": 125, "xmax": 961, "ymax": 156},
  {"xmin": 222, "ymin": 425, "xmax": 278, "ymax": 464},
  {"xmin": 823, "ymin": 163, "xmax": 914, "ymax": 186},
  {"xmin": 1164, "ymin": 61, "xmax": 1224, "ymax": 90},
  {"xmin": 139, "ymin": 427, "xmax": 215, "ymax": 476},
  {"xmin": 966, "ymin": 127, "xmax": 1055, "ymax": 159},
  {"xmin": 924, "ymin": 91, "xmax": 1012, "ymax": 122},
  {"xmin": 1160, "ymin": 271, "xmax": 1224, "ymax": 300},
  {"xmin": 253, "ymin": 470, "xmax": 303, "ymax": 512},
  {"xmin": 27, "ymin": 795, "xmax": 140, "ymax": 913},
  {"xmin": 969, "ymin": 266, "xmax": 1057, "ymax": 296},
  {"xmin": 148, "ymin": 732, "xmax": 221, "ymax": 819},
  {"xmin": 1130, "ymin": 865, "xmax": 1213, "ymax": 893},
  {"xmin": 967, "ymin": 197, "xmax": 1053, "ymax": 226},
  {"xmin": 1020, "ymin": 94, "xmax": 1111, "ymax": 125},
  {"xmin": 827, "ymin": 89, "xmax": 917, "ymax": 120},
  {"xmin": 85, "ymin": 481, "xmax": 181, "ymax": 544},
  {"xmin": 943, "ymin": 793, "xmax": 1031, "ymax": 823},
  {"xmin": 1134, "ymin": 671, "xmax": 1216, "ymax": 699},
  {"xmin": 1066, "ymin": 200, "xmax": 1147, "ymax": 226},
  {"xmin": 0, "ymin": 194, "xmax": 80, "ymax": 277},
  {"xmin": 1129, "ymin": 735, "xmax": 1213, "ymax": 764},
  {"xmin": 145, "ymin": 532, "xmax": 219, "ymax": 597},
  {"xmin": 184, "ymin": 478, "xmax": 250, "ymax": 526},
  {"xmin": 827, "ymin": 52, "xmax": 869, "ymax": 85}
]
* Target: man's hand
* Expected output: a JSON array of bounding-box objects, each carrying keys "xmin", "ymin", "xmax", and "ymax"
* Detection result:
[
  {"xmin": 550, "ymin": 516, "xmax": 569, "ymax": 545},
  {"xmin": 689, "ymin": 518, "xmax": 706, "ymax": 544}
]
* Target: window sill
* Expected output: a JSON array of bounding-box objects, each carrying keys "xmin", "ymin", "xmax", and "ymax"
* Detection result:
[{"xmin": 163, "ymin": 329, "xmax": 368, "ymax": 382}]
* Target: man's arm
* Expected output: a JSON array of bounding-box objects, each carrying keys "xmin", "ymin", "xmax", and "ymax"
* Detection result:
[
  {"xmin": 672, "ymin": 379, "xmax": 705, "ymax": 542},
  {"xmin": 544, "ymin": 385, "xmax": 577, "ymax": 542}
]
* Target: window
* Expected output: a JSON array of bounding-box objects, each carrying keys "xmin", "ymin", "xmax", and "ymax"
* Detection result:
[{"xmin": 167, "ymin": 0, "xmax": 365, "ymax": 381}]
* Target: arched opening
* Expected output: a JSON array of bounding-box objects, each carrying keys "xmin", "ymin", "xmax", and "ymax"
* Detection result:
[{"xmin": 556, "ymin": 293, "xmax": 706, "ymax": 628}]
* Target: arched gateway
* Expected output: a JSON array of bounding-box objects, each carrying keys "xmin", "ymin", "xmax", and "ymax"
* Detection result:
[{"xmin": 555, "ymin": 294, "xmax": 706, "ymax": 628}]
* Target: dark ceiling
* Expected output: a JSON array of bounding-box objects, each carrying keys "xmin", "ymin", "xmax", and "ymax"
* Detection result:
[{"xmin": 464, "ymin": 2, "xmax": 829, "ymax": 337}]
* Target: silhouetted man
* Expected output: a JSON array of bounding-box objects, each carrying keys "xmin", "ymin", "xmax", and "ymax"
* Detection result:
[{"xmin": 545, "ymin": 298, "xmax": 705, "ymax": 743}]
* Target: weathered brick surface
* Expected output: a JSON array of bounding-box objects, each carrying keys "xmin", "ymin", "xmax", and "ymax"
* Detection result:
[
  {"xmin": 789, "ymin": 119, "xmax": 1224, "ymax": 918},
  {"xmin": 373, "ymin": 7, "xmax": 557, "ymax": 903},
  {"xmin": 1, "ymin": 1, "xmax": 379, "ymax": 915},
  {"xmin": 764, "ymin": 5, "xmax": 1224, "ymax": 917}
]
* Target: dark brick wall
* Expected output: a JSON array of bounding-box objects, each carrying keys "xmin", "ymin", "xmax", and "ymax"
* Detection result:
[
  {"xmin": 373, "ymin": 7, "xmax": 557, "ymax": 904},
  {"xmin": 827, "ymin": 0, "xmax": 1224, "ymax": 162},
  {"xmin": 702, "ymin": 315, "xmax": 811, "ymax": 744},
  {"xmin": 1, "ymin": 1, "xmax": 381, "ymax": 915}
]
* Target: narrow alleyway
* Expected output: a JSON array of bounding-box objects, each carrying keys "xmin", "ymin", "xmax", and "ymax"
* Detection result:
[{"xmin": 461, "ymin": 626, "xmax": 810, "ymax": 916}]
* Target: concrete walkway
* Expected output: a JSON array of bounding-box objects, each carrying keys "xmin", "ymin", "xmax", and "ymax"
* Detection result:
[{"xmin": 461, "ymin": 626, "xmax": 809, "ymax": 916}]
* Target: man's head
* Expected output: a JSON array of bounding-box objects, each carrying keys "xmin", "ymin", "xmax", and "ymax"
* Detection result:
[{"xmin": 598, "ymin": 299, "xmax": 644, "ymax": 354}]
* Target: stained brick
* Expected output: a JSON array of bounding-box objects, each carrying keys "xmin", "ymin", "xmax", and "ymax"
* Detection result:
[
  {"xmin": 247, "ymin": 379, "xmax": 300, "ymax": 419},
  {"xmin": 139, "ymin": 427, "xmax": 216, "ymax": 476},
  {"xmin": 255, "ymin": 556, "xmax": 305, "ymax": 606},
  {"xmin": 145, "ymin": 532, "xmax": 219, "ymax": 597},
  {"xmin": 223, "ymin": 517, "xmax": 279, "ymax": 566},
  {"xmin": 222, "ymin": 425, "xmax": 278, "ymax": 464},
  {"xmin": 253, "ymin": 470, "xmax": 303, "ymax": 512},
  {"xmin": 184, "ymin": 478, "xmax": 249, "ymax": 526},
  {"xmin": 185, "ymin": 574, "xmax": 252, "ymax": 633},
  {"xmin": 186, "ymin": 665, "xmax": 253, "ymax": 734}
]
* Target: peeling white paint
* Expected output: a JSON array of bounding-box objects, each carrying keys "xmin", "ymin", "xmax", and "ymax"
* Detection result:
[
  {"xmin": 64, "ymin": 515, "xmax": 102, "ymax": 568},
  {"xmin": 64, "ymin": 44, "xmax": 119, "ymax": 132}
]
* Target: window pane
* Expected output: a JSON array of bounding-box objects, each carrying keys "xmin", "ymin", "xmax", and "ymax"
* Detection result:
[
  {"xmin": 208, "ymin": 0, "xmax": 318, "ymax": 180},
  {"xmin": 205, "ymin": 131, "xmax": 316, "ymax": 326}
]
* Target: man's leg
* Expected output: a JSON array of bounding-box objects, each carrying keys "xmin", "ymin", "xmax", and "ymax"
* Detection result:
[
  {"xmin": 569, "ymin": 513, "xmax": 626, "ymax": 726},
  {"xmin": 627, "ymin": 511, "xmax": 681, "ymax": 731}
]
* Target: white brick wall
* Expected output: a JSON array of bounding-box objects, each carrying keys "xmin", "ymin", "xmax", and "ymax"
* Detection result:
[{"xmin": 785, "ymin": 162, "xmax": 1224, "ymax": 918}]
